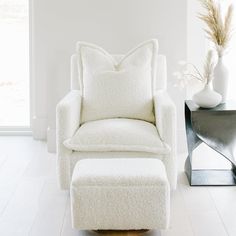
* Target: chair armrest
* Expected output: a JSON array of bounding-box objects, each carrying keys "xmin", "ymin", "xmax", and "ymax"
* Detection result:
[
  {"xmin": 154, "ymin": 91, "xmax": 177, "ymax": 189},
  {"xmin": 56, "ymin": 90, "xmax": 82, "ymax": 156},
  {"xmin": 154, "ymin": 91, "xmax": 177, "ymax": 151},
  {"xmin": 56, "ymin": 90, "xmax": 82, "ymax": 189}
]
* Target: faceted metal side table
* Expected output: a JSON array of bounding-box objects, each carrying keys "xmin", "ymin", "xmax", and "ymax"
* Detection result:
[{"xmin": 185, "ymin": 100, "xmax": 236, "ymax": 186}]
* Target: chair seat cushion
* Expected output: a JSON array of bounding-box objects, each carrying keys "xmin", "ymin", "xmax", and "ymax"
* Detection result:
[{"xmin": 63, "ymin": 118, "xmax": 170, "ymax": 154}]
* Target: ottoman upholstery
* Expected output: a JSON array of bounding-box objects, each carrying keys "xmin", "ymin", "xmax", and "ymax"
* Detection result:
[{"xmin": 70, "ymin": 158, "xmax": 170, "ymax": 230}]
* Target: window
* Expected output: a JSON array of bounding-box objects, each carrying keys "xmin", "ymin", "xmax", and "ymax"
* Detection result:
[{"xmin": 0, "ymin": 0, "xmax": 29, "ymax": 127}]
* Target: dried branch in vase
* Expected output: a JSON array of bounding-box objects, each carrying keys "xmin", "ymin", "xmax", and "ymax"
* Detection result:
[{"xmin": 173, "ymin": 50, "xmax": 215, "ymax": 88}]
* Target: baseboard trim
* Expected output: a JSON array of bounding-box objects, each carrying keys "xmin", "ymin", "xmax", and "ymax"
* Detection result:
[
  {"xmin": 32, "ymin": 116, "xmax": 47, "ymax": 140},
  {"xmin": 47, "ymin": 127, "xmax": 56, "ymax": 153},
  {"xmin": 0, "ymin": 130, "xmax": 32, "ymax": 136}
]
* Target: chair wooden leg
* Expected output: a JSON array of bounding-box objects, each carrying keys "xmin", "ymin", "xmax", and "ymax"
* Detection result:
[{"xmin": 93, "ymin": 229, "xmax": 149, "ymax": 235}]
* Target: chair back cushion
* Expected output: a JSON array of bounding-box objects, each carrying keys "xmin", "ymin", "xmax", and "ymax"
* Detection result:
[{"xmin": 77, "ymin": 39, "xmax": 159, "ymax": 123}]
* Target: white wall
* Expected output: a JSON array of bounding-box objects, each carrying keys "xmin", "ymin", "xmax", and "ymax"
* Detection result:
[
  {"xmin": 187, "ymin": 0, "xmax": 207, "ymax": 99},
  {"xmin": 31, "ymin": 0, "xmax": 187, "ymax": 152},
  {"xmin": 187, "ymin": 0, "xmax": 206, "ymax": 68}
]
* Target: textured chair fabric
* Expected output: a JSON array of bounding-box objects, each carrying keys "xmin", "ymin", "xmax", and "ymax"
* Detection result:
[
  {"xmin": 76, "ymin": 40, "xmax": 158, "ymax": 123},
  {"xmin": 56, "ymin": 41, "xmax": 177, "ymax": 190},
  {"xmin": 64, "ymin": 118, "xmax": 170, "ymax": 154},
  {"xmin": 70, "ymin": 158, "xmax": 170, "ymax": 230}
]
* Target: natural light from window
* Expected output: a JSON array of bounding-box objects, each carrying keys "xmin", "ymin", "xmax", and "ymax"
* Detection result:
[
  {"xmin": 223, "ymin": 0, "xmax": 236, "ymax": 100},
  {"xmin": 0, "ymin": 0, "xmax": 29, "ymax": 127}
]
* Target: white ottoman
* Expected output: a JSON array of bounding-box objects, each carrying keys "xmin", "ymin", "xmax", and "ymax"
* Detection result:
[{"xmin": 70, "ymin": 158, "xmax": 170, "ymax": 230}]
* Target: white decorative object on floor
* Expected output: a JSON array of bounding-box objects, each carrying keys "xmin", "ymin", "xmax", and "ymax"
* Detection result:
[
  {"xmin": 56, "ymin": 39, "xmax": 177, "ymax": 190},
  {"xmin": 70, "ymin": 158, "xmax": 170, "ymax": 230},
  {"xmin": 193, "ymin": 83, "xmax": 222, "ymax": 108},
  {"xmin": 213, "ymin": 56, "xmax": 229, "ymax": 103}
]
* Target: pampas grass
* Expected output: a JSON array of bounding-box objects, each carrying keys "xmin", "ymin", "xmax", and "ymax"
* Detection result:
[
  {"xmin": 173, "ymin": 50, "xmax": 215, "ymax": 88},
  {"xmin": 198, "ymin": 0, "xmax": 233, "ymax": 56}
]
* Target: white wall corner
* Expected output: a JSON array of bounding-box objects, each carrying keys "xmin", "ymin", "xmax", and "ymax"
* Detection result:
[
  {"xmin": 32, "ymin": 116, "xmax": 47, "ymax": 140},
  {"xmin": 47, "ymin": 126, "xmax": 56, "ymax": 153}
]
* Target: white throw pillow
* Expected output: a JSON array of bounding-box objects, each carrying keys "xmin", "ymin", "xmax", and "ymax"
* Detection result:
[{"xmin": 76, "ymin": 39, "xmax": 159, "ymax": 123}]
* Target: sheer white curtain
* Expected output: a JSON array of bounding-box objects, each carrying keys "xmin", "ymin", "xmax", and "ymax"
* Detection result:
[{"xmin": 222, "ymin": 0, "xmax": 236, "ymax": 100}]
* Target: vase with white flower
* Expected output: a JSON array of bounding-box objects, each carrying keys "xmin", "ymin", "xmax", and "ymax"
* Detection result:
[
  {"xmin": 173, "ymin": 50, "xmax": 222, "ymax": 108},
  {"xmin": 198, "ymin": 0, "xmax": 233, "ymax": 102}
]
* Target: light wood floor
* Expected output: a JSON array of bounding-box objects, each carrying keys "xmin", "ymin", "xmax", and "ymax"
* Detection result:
[{"xmin": 0, "ymin": 136, "xmax": 235, "ymax": 236}]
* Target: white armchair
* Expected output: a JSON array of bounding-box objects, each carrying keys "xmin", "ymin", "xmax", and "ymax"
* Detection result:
[{"xmin": 56, "ymin": 40, "xmax": 177, "ymax": 190}]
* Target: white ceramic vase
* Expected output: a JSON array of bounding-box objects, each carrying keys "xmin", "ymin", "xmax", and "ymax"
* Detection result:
[
  {"xmin": 193, "ymin": 83, "xmax": 222, "ymax": 108},
  {"xmin": 213, "ymin": 56, "xmax": 229, "ymax": 103}
]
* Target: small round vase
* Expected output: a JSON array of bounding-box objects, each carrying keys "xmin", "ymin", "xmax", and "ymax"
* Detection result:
[
  {"xmin": 213, "ymin": 55, "xmax": 229, "ymax": 103},
  {"xmin": 193, "ymin": 83, "xmax": 222, "ymax": 108}
]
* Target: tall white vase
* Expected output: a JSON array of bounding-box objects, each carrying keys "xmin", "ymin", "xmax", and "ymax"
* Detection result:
[{"xmin": 213, "ymin": 56, "xmax": 229, "ymax": 103}]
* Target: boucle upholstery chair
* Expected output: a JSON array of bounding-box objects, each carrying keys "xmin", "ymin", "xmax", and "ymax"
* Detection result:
[{"xmin": 56, "ymin": 39, "xmax": 177, "ymax": 190}]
